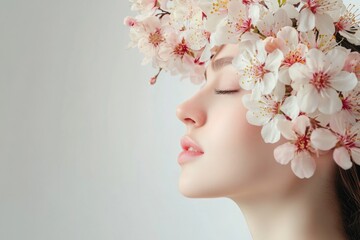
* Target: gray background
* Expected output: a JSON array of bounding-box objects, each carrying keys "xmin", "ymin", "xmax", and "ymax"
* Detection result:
[{"xmin": 0, "ymin": 1, "xmax": 252, "ymax": 239}]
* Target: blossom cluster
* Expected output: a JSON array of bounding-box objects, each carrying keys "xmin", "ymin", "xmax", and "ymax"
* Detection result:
[{"xmin": 124, "ymin": 0, "xmax": 360, "ymax": 178}]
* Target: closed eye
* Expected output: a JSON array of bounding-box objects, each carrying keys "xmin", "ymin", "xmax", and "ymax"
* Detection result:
[{"xmin": 215, "ymin": 89, "xmax": 239, "ymax": 94}]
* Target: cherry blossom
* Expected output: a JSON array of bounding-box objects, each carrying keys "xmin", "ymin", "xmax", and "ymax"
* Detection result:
[
  {"xmin": 256, "ymin": 9, "xmax": 292, "ymax": 38},
  {"xmin": 233, "ymin": 39, "xmax": 284, "ymax": 98},
  {"xmin": 212, "ymin": 0, "xmax": 257, "ymax": 45},
  {"xmin": 299, "ymin": 30, "xmax": 337, "ymax": 53},
  {"xmin": 242, "ymin": 93, "xmax": 284, "ymax": 143},
  {"xmin": 289, "ymin": 47, "xmax": 358, "ymax": 114},
  {"xmin": 124, "ymin": 16, "xmax": 138, "ymax": 27},
  {"xmin": 130, "ymin": 0, "xmax": 159, "ymax": 14},
  {"xmin": 297, "ymin": 0, "xmax": 343, "ymax": 34},
  {"xmin": 274, "ymin": 115, "xmax": 316, "ymax": 179},
  {"xmin": 199, "ymin": 0, "xmax": 230, "ymax": 33},
  {"xmin": 311, "ymin": 117, "xmax": 360, "ymax": 169},
  {"xmin": 337, "ymin": 83, "xmax": 360, "ymax": 122},
  {"xmin": 156, "ymin": 32, "xmax": 206, "ymax": 83},
  {"xmin": 242, "ymin": 88, "xmax": 299, "ymax": 143},
  {"xmin": 264, "ymin": 0, "xmax": 300, "ymax": 19},
  {"xmin": 169, "ymin": 2, "xmax": 212, "ymax": 59},
  {"xmin": 343, "ymin": 51, "xmax": 360, "ymax": 80},
  {"xmin": 129, "ymin": 16, "xmax": 169, "ymax": 65},
  {"xmin": 335, "ymin": 4, "xmax": 360, "ymax": 45},
  {"xmin": 276, "ymin": 26, "xmax": 309, "ymax": 85}
]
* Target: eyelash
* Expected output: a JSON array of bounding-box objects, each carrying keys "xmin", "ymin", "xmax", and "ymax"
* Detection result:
[{"xmin": 215, "ymin": 89, "xmax": 239, "ymax": 94}]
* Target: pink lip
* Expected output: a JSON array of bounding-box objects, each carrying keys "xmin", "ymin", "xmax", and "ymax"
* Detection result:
[{"xmin": 178, "ymin": 136, "xmax": 204, "ymax": 165}]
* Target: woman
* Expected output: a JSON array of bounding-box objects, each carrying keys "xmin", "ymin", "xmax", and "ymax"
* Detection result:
[
  {"xmin": 176, "ymin": 43, "xmax": 360, "ymax": 240},
  {"xmin": 125, "ymin": 0, "xmax": 360, "ymax": 239}
]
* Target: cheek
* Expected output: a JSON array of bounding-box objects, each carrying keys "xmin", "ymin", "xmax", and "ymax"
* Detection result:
[
  {"xmin": 206, "ymin": 102, "xmax": 270, "ymax": 185},
  {"xmin": 178, "ymin": 95, "xmax": 291, "ymax": 199}
]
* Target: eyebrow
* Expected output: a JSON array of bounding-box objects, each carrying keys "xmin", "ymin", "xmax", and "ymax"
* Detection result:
[
  {"xmin": 213, "ymin": 57, "xmax": 234, "ymax": 71},
  {"xmin": 204, "ymin": 57, "xmax": 234, "ymax": 81}
]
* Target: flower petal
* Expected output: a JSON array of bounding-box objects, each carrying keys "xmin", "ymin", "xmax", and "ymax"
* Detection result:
[
  {"xmin": 318, "ymin": 88, "xmax": 342, "ymax": 115},
  {"xmin": 273, "ymin": 82, "xmax": 286, "ymax": 100},
  {"xmin": 309, "ymin": 110, "xmax": 331, "ymax": 127},
  {"xmin": 256, "ymin": 40, "xmax": 267, "ymax": 63},
  {"xmin": 330, "ymin": 71, "xmax": 357, "ymax": 92},
  {"xmin": 298, "ymin": 9, "xmax": 316, "ymax": 32},
  {"xmin": 306, "ymin": 48, "xmax": 325, "ymax": 72},
  {"xmin": 325, "ymin": 47, "xmax": 348, "ymax": 75},
  {"xmin": 279, "ymin": 67, "xmax": 292, "ymax": 84},
  {"xmin": 289, "ymin": 63, "xmax": 310, "ymax": 83},
  {"xmin": 261, "ymin": 119, "xmax": 281, "ymax": 143},
  {"xmin": 334, "ymin": 147, "xmax": 353, "ymax": 170},
  {"xmin": 350, "ymin": 148, "xmax": 360, "ymax": 165},
  {"xmin": 246, "ymin": 109, "xmax": 271, "ymax": 126},
  {"xmin": 350, "ymin": 121, "xmax": 360, "ymax": 135},
  {"xmin": 280, "ymin": 96, "xmax": 300, "ymax": 120},
  {"xmin": 274, "ymin": 142, "xmax": 296, "ymax": 165},
  {"xmin": 277, "ymin": 26, "xmax": 299, "ymax": 48},
  {"xmin": 282, "ymin": 4, "xmax": 299, "ymax": 19},
  {"xmin": 265, "ymin": 49, "xmax": 283, "ymax": 71},
  {"xmin": 291, "ymin": 151, "xmax": 316, "ymax": 179},
  {"xmin": 263, "ymin": 72, "xmax": 277, "ymax": 94},
  {"xmin": 248, "ymin": 4, "xmax": 260, "ymax": 24},
  {"xmin": 310, "ymin": 128, "xmax": 338, "ymax": 151},
  {"xmin": 293, "ymin": 115, "xmax": 310, "ymax": 135},
  {"xmin": 242, "ymin": 94, "xmax": 256, "ymax": 109},
  {"xmin": 329, "ymin": 113, "xmax": 347, "ymax": 135},
  {"xmin": 277, "ymin": 119, "xmax": 297, "ymax": 140},
  {"xmin": 199, "ymin": 43, "xmax": 212, "ymax": 62},
  {"xmin": 315, "ymin": 13, "xmax": 335, "ymax": 35},
  {"xmin": 297, "ymin": 85, "xmax": 319, "ymax": 114}
]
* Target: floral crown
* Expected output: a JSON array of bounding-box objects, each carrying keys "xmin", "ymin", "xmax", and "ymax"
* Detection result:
[{"xmin": 124, "ymin": 0, "xmax": 360, "ymax": 179}]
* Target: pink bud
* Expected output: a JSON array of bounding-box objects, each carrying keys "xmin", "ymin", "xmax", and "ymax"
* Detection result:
[
  {"xmin": 264, "ymin": 37, "xmax": 284, "ymax": 53},
  {"xmin": 149, "ymin": 76, "xmax": 157, "ymax": 85},
  {"xmin": 124, "ymin": 16, "xmax": 137, "ymax": 27}
]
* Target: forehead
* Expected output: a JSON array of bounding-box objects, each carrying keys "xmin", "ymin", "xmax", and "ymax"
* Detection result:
[{"xmin": 213, "ymin": 44, "xmax": 240, "ymax": 60}]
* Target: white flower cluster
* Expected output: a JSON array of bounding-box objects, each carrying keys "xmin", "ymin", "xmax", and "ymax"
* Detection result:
[{"xmin": 125, "ymin": 0, "xmax": 360, "ymax": 178}]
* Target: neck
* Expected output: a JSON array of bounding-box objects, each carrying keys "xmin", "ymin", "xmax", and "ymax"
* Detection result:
[{"xmin": 229, "ymin": 164, "xmax": 347, "ymax": 240}]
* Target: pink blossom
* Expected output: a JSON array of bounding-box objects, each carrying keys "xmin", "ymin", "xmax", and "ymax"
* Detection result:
[
  {"xmin": 257, "ymin": 9, "xmax": 292, "ymax": 38},
  {"xmin": 297, "ymin": 0, "xmax": 343, "ymax": 34},
  {"xmin": 343, "ymin": 52, "xmax": 360, "ymax": 80},
  {"xmin": 243, "ymin": 88, "xmax": 300, "ymax": 143},
  {"xmin": 299, "ymin": 30, "xmax": 337, "ymax": 53},
  {"xmin": 210, "ymin": 0, "xmax": 256, "ymax": 45},
  {"xmin": 198, "ymin": 0, "xmax": 230, "ymax": 33},
  {"xmin": 233, "ymin": 39, "xmax": 284, "ymax": 98},
  {"xmin": 276, "ymin": 27, "xmax": 308, "ymax": 85},
  {"xmin": 264, "ymin": 37, "xmax": 284, "ymax": 53},
  {"xmin": 130, "ymin": 0, "xmax": 158, "ymax": 14},
  {"xmin": 289, "ymin": 47, "xmax": 358, "ymax": 114},
  {"xmin": 335, "ymin": 4, "xmax": 360, "ymax": 45},
  {"xmin": 334, "ymin": 83, "xmax": 360, "ymax": 122},
  {"xmin": 264, "ymin": 0, "xmax": 300, "ymax": 19},
  {"xmin": 274, "ymin": 116, "xmax": 316, "ymax": 179},
  {"xmin": 124, "ymin": 16, "xmax": 138, "ymax": 27},
  {"xmin": 311, "ymin": 117, "xmax": 360, "ymax": 169}
]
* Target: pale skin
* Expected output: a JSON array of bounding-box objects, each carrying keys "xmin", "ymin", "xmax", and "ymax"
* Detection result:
[{"xmin": 176, "ymin": 44, "xmax": 347, "ymax": 240}]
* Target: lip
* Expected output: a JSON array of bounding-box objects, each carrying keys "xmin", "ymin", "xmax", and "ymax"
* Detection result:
[{"xmin": 178, "ymin": 136, "xmax": 204, "ymax": 165}]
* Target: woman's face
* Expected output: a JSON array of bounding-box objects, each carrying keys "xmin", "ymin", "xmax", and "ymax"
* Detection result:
[{"xmin": 176, "ymin": 44, "xmax": 297, "ymax": 202}]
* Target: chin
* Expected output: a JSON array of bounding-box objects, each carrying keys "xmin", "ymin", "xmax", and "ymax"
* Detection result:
[
  {"xmin": 178, "ymin": 177, "xmax": 201, "ymax": 198},
  {"xmin": 178, "ymin": 178, "xmax": 228, "ymax": 199}
]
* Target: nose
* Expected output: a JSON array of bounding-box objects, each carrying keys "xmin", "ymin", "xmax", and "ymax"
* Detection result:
[{"xmin": 176, "ymin": 96, "xmax": 206, "ymax": 128}]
